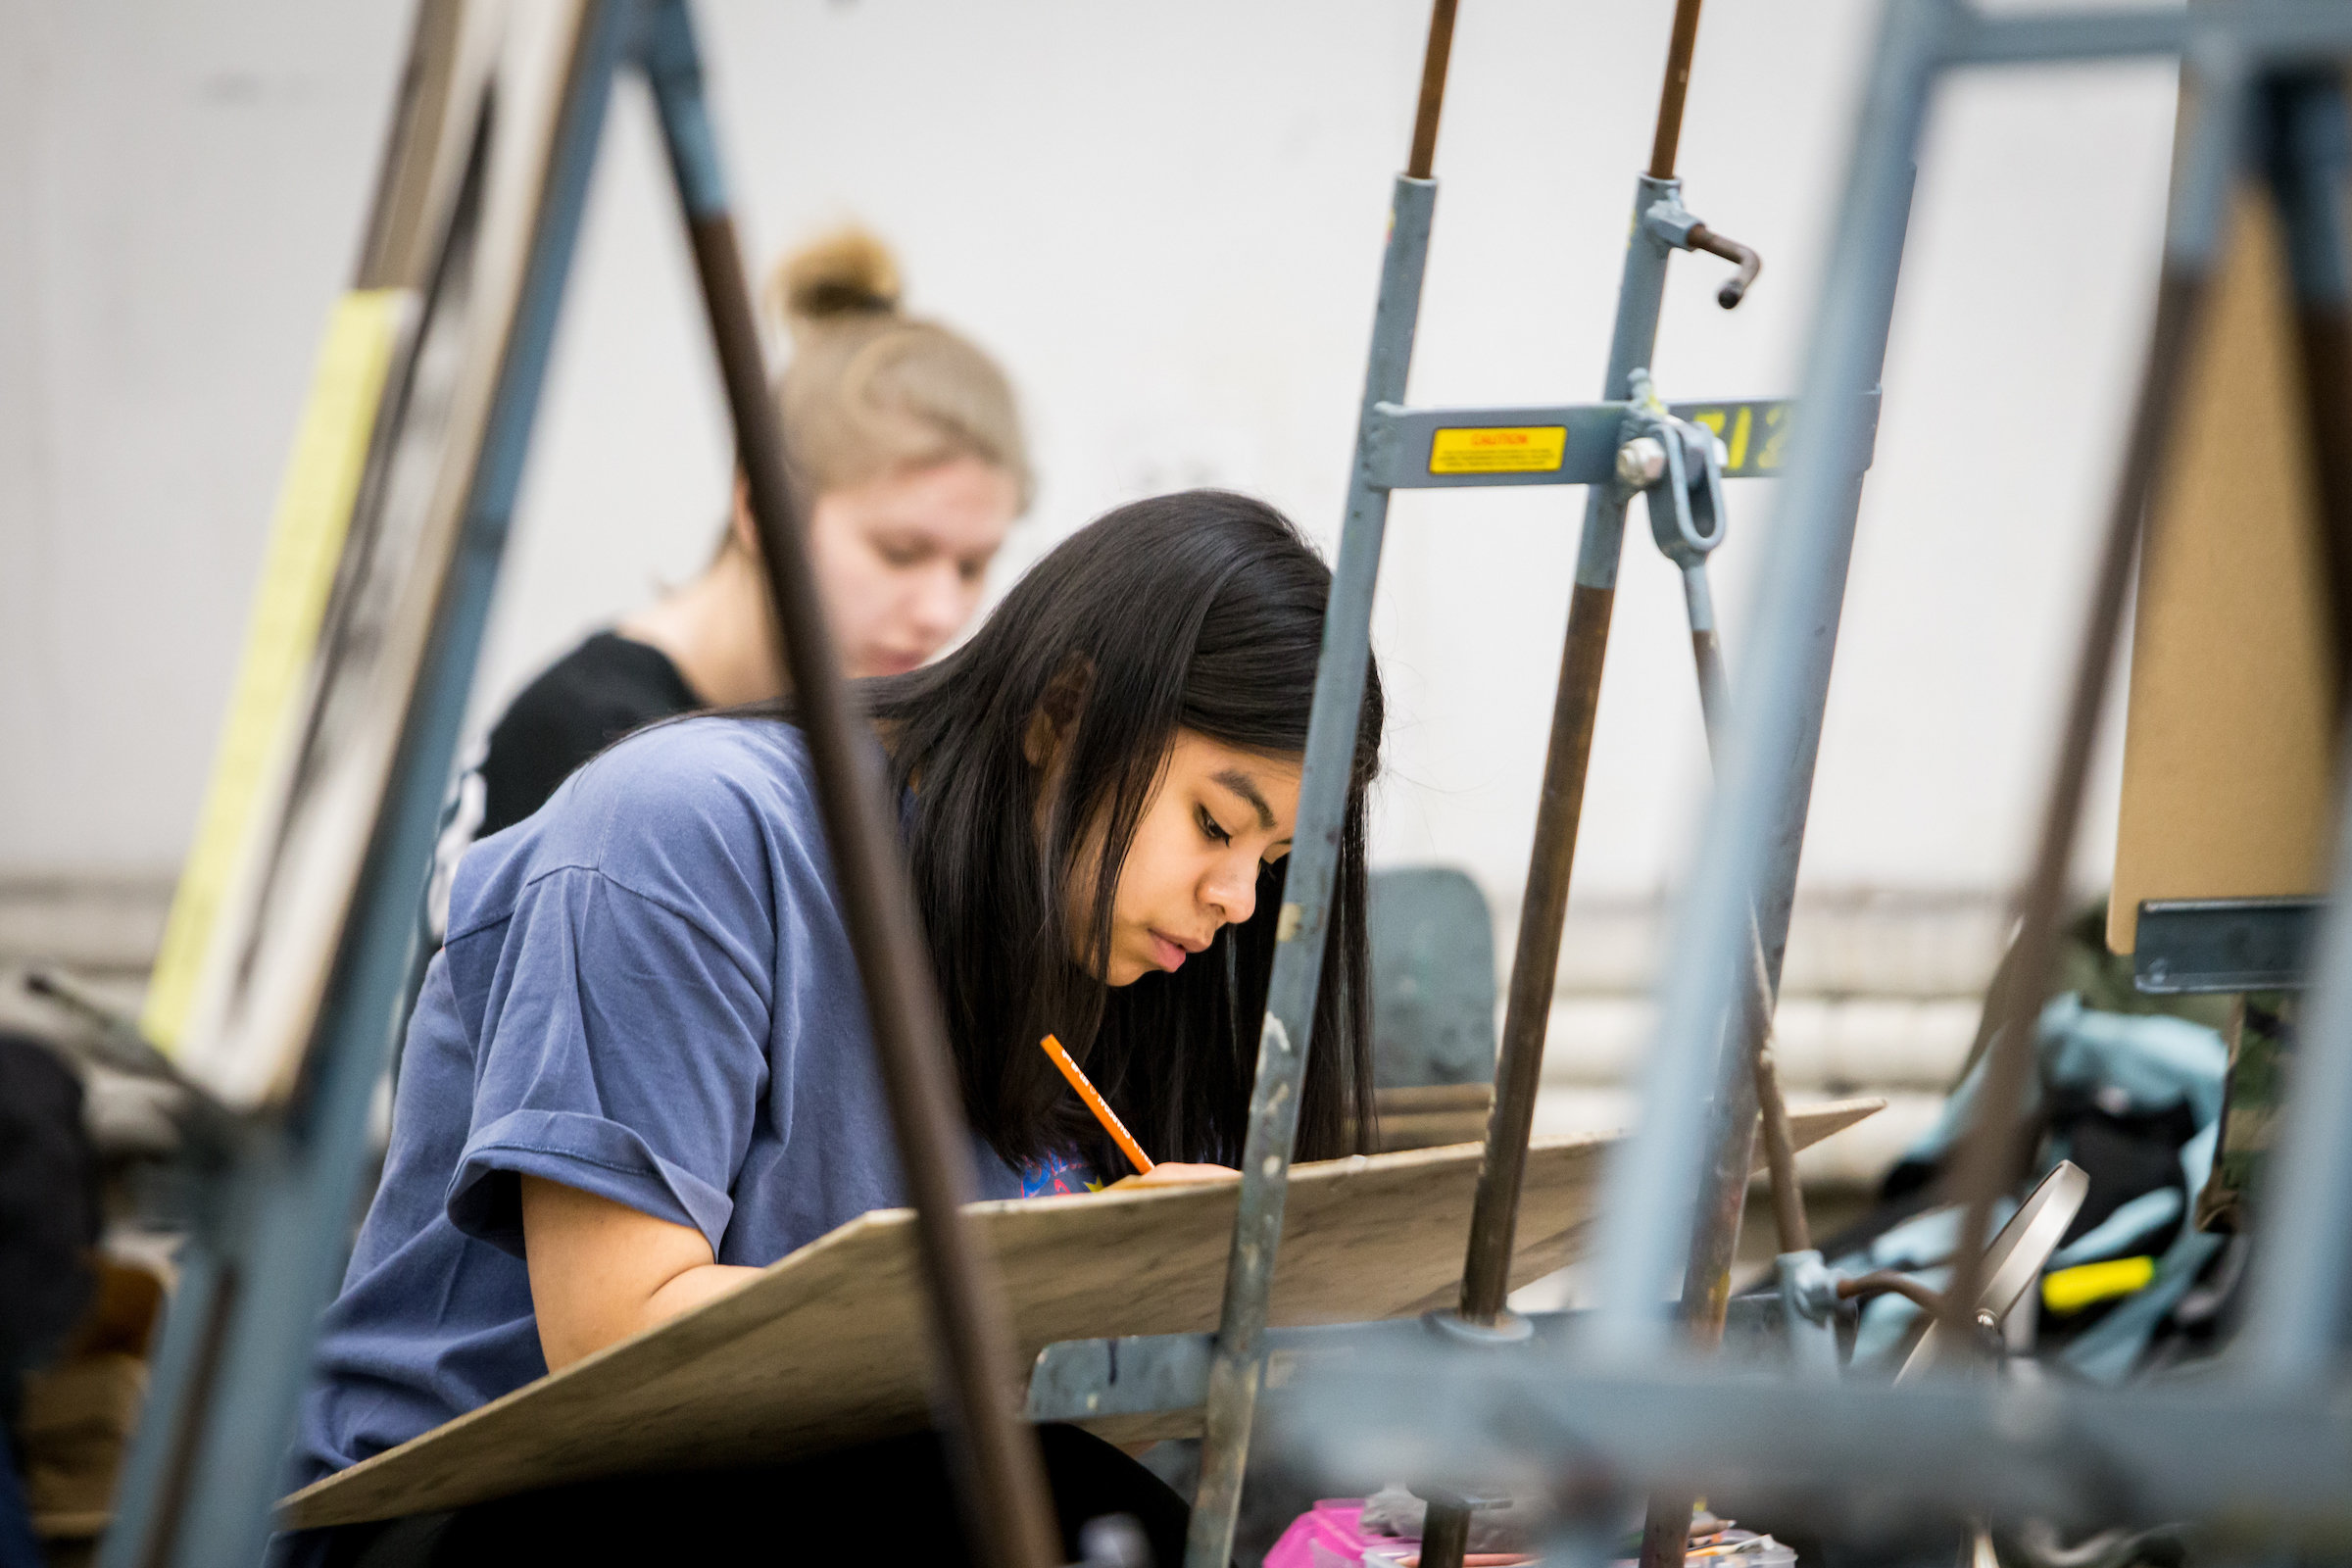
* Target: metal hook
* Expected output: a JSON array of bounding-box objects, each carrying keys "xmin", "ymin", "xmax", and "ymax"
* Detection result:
[{"xmin": 1688, "ymin": 222, "xmax": 1762, "ymax": 308}]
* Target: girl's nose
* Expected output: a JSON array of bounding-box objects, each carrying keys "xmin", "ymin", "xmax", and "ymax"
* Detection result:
[{"xmin": 1205, "ymin": 860, "xmax": 1256, "ymax": 927}]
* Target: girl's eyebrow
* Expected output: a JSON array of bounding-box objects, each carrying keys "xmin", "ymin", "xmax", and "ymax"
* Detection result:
[{"xmin": 1210, "ymin": 767, "xmax": 1276, "ymax": 830}]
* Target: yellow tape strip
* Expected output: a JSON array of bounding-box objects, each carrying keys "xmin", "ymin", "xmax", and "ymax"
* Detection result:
[
  {"xmin": 142, "ymin": 289, "xmax": 405, "ymax": 1052},
  {"xmin": 2040, "ymin": 1254, "xmax": 2157, "ymax": 1315}
]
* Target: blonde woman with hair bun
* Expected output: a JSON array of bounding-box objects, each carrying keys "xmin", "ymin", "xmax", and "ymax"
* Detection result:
[{"xmin": 464, "ymin": 226, "xmax": 1029, "ymax": 842}]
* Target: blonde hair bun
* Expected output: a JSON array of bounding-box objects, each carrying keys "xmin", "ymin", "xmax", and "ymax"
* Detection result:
[
  {"xmin": 772, "ymin": 226, "xmax": 902, "ymax": 332},
  {"xmin": 763, "ymin": 222, "xmax": 1033, "ymax": 512}
]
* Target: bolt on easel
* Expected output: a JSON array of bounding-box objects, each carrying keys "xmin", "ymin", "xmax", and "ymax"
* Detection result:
[{"xmin": 1175, "ymin": 4, "xmax": 1896, "ymax": 1564}]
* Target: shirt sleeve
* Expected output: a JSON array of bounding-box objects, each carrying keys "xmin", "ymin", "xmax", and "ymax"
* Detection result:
[{"xmin": 444, "ymin": 858, "xmax": 774, "ymax": 1260}]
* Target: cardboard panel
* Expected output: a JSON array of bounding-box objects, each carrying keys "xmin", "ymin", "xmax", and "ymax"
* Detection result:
[
  {"xmin": 2110, "ymin": 193, "xmax": 2337, "ymax": 954},
  {"xmin": 283, "ymin": 1100, "xmax": 1880, "ymax": 1527}
]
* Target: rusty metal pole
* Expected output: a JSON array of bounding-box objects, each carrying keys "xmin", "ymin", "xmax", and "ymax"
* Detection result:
[
  {"xmin": 1632, "ymin": 570, "xmax": 1810, "ymax": 1568},
  {"xmin": 1450, "ymin": 0, "xmax": 1711, "ymax": 1346},
  {"xmin": 1687, "ymin": 620, "xmax": 1812, "ymax": 1254},
  {"xmin": 1407, "ymin": 0, "xmax": 1462, "ymax": 183},
  {"xmin": 1940, "ymin": 62, "xmax": 2242, "ymax": 1354},
  {"xmin": 640, "ymin": 8, "xmax": 1059, "ymax": 1567},
  {"xmin": 1939, "ymin": 271, "xmax": 2211, "ymax": 1359},
  {"xmin": 1422, "ymin": 8, "xmax": 1710, "ymax": 1567},
  {"xmin": 1646, "ymin": 0, "xmax": 1706, "ymax": 182}
]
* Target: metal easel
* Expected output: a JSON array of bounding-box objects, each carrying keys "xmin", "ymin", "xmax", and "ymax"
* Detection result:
[
  {"xmin": 101, "ymin": 5, "xmax": 1059, "ymax": 1566},
  {"xmin": 1269, "ymin": 2, "xmax": 2352, "ymax": 1553},
  {"xmin": 1179, "ymin": 3, "xmax": 1898, "ymax": 1562}
]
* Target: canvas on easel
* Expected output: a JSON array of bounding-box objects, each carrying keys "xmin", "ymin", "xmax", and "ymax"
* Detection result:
[
  {"xmin": 2109, "ymin": 189, "xmax": 2339, "ymax": 956},
  {"xmin": 142, "ymin": 2, "xmax": 612, "ymax": 1110}
]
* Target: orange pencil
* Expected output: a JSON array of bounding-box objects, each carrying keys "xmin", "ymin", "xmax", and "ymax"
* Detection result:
[{"xmin": 1038, "ymin": 1034, "xmax": 1155, "ymax": 1176}]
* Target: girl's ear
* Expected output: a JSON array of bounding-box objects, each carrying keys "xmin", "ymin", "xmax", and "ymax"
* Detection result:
[
  {"xmin": 1020, "ymin": 706, "xmax": 1055, "ymax": 769},
  {"xmin": 1021, "ymin": 660, "xmax": 1093, "ymax": 770}
]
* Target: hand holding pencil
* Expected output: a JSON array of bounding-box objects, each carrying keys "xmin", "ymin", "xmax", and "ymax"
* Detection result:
[{"xmin": 1038, "ymin": 1035, "xmax": 1238, "ymax": 1189}]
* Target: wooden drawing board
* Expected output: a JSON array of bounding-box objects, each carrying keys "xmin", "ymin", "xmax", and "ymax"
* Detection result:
[
  {"xmin": 2110, "ymin": 191, "xmax": 2339, "ymax": 954},
  {"xmin": 284, "ymin": 1099, "xmax": 1880, "ymax": 1528}
]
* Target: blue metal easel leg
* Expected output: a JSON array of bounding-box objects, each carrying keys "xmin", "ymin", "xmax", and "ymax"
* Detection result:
[
  {"xmin": 1589, "ymin": 0, "xmax": 1946, "ymax": 1358},
  {"xmin": 1183, "ymin": 172, "xmax": 1437, "ymax": 1568},
  {"xmin": 98, "ymin": 7, "xmax": 637, "ymax": 1564}
]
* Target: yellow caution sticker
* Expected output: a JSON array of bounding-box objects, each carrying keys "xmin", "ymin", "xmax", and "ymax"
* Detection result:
[
  {"xmin": 1428, "ymin": 424, "xmax": 1568, "ymax": 475},
  {"xmin": 2041, "ymin": 1254, "xmax": 2157, "ymax": 1315},
  {"xmin": 142, "ymin": 288, "xmax": 408, "ymax": 1053}
]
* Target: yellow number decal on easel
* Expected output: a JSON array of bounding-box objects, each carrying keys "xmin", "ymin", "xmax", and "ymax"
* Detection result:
[
  {"xmin": 1756, "ymin": 404, "xmax": 1791, "ymax": 471},
  {"xmin": 1727, "ymin": 405, "xmax": 1753, "ymax": 471}
]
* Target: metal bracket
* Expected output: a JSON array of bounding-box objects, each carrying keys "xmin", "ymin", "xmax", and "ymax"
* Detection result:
[
  {"xmin": 1361, "ymin": 391, "xmax": 1874, "ymax": 491},
  {"xmin": 1027, "ymin": 1314, "xmax": 1571, "ymax": 1425},
  {"xmin": 2133, "ymin": 897, "xmax": 2321, "ymax": 994},
  {"xmin": 1028, "ymin": 1303, "xmax": 1807, "ymax": 1426},
  {"xmin": 1775, "ymin": 1250, "xmax": 1846, "ymax": 1380},
  {"xmin": 1644, "ymin": 193, "xmax": 1706, "ymax": 250},
  {"xmin": 1619, "ymin": 368, "xmax": 1732, "ymax": 569}
]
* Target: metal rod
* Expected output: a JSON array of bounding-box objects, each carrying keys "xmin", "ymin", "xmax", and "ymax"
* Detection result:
[
  {"xmin": 1431, "ymin": 153, "xmax": 1706, "ymax": 1568},
  {"xmin": 638, "ymin": 8, "xmax": 1056, "ymax": 1564},
  {"xmin": 1648, "ymin": 0, "xmax": 1706, "ymax": 181},
  {"xmin": 1588, "ymin": 0, "xmax": 1941, "ymax": 1357},
  {"xmin": 1448, "ymin": 168, "xmax": 1680, "ymax": 1354},
  {"xmin": 1630, "ymin": 1050, "xmax": 1758, "ymax": 1568},
  {"xmin": 1424, "ymin": 577, "xmax": 1616, "ymax": 1568},
  {"xmin": 1838, "ymin": 1270, "xmax": 1952, "ymax": 1317},
  {"xmin": 1451, "ymin": 579, "xmax": 1615, "ymax": 1326},
  {"xmin": 1682, "ymin": 612, "xmax": 1811, "ymax": 1256},
  {"xmin": 1636, "ymin": 579, "xmax": 1807, "ymax": 1568},
  {"xmin": 1183, "ymin": 172, "xmax": 1437, "ymax": 1568},
  {"xmin": 1433, "ymin": 44, "xmax": 1778, "ymax": 1560},
  {"xmin": 1406, "ymin": 0, "xmax": 1462, "ymax": 181},
  {"xmin": 1947, "ymin": 3, "xmax": 2352, "ymax": 72},
  {"xmin": 1750, "ymin": 996, "xmax": 1809, "ymax": 1252},
  {"xmin": 123, "ymin": 1259, "xmax": 237, "ymax": 1568},
  {"xmin": 1285, "ymin": 1347, "xmax": 2352, "ymax": 1525},
  {"xmin": 2234, "ymin": 70, "xmax": 2352, "ymax": 1384},
  {"xmin": 1938, "ymin": 61, "xmax": 2242, "ymax": 1350},
  {"xmin": 1686, "ymin": 222, "xmax": 1761, "ymax": 309},
  {"xmin": 1187, "ymin": 16, "xmax": 1462, "ymax": 1555},
  {"xmin": 1420, "ymin": 1495, "xmax": 1476, "ymax": 1568}
]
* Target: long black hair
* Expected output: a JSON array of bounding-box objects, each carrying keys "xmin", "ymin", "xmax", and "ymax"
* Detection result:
[{"xmin": 859, "ymin": 490, "xmax": 1383, "ymax": 1172}]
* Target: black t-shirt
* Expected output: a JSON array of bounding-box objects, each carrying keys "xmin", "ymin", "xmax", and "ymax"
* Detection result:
[{"xmin": 474, "ymin": 631, "xmax": 703, "ymax": 840}]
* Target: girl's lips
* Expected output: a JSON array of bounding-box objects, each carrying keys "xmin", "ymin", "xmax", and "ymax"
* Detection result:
[{"xmin": 1148, "ymin": 931, "xmax": 1188, "ymax": 971}]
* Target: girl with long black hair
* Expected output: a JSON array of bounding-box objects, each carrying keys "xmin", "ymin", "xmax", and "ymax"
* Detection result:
[{"xmin": 287, "ymin": 490, "xmax": 1383, "ymax": 1565}]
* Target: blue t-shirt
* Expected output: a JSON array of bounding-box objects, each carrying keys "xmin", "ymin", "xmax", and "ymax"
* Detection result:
[{"xmin": 293, "ymin": 717, "xmax": 1042, "ymax": 1490}]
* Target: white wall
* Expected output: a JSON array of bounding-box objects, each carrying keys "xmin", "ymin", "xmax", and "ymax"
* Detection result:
[
  {"xmin": 1, "ymin": 0, "xmax": 2181, "ymax": 932},
  {"xmin": 0, "ymin": 0, "xmax": 410, "ymax": 874}
]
